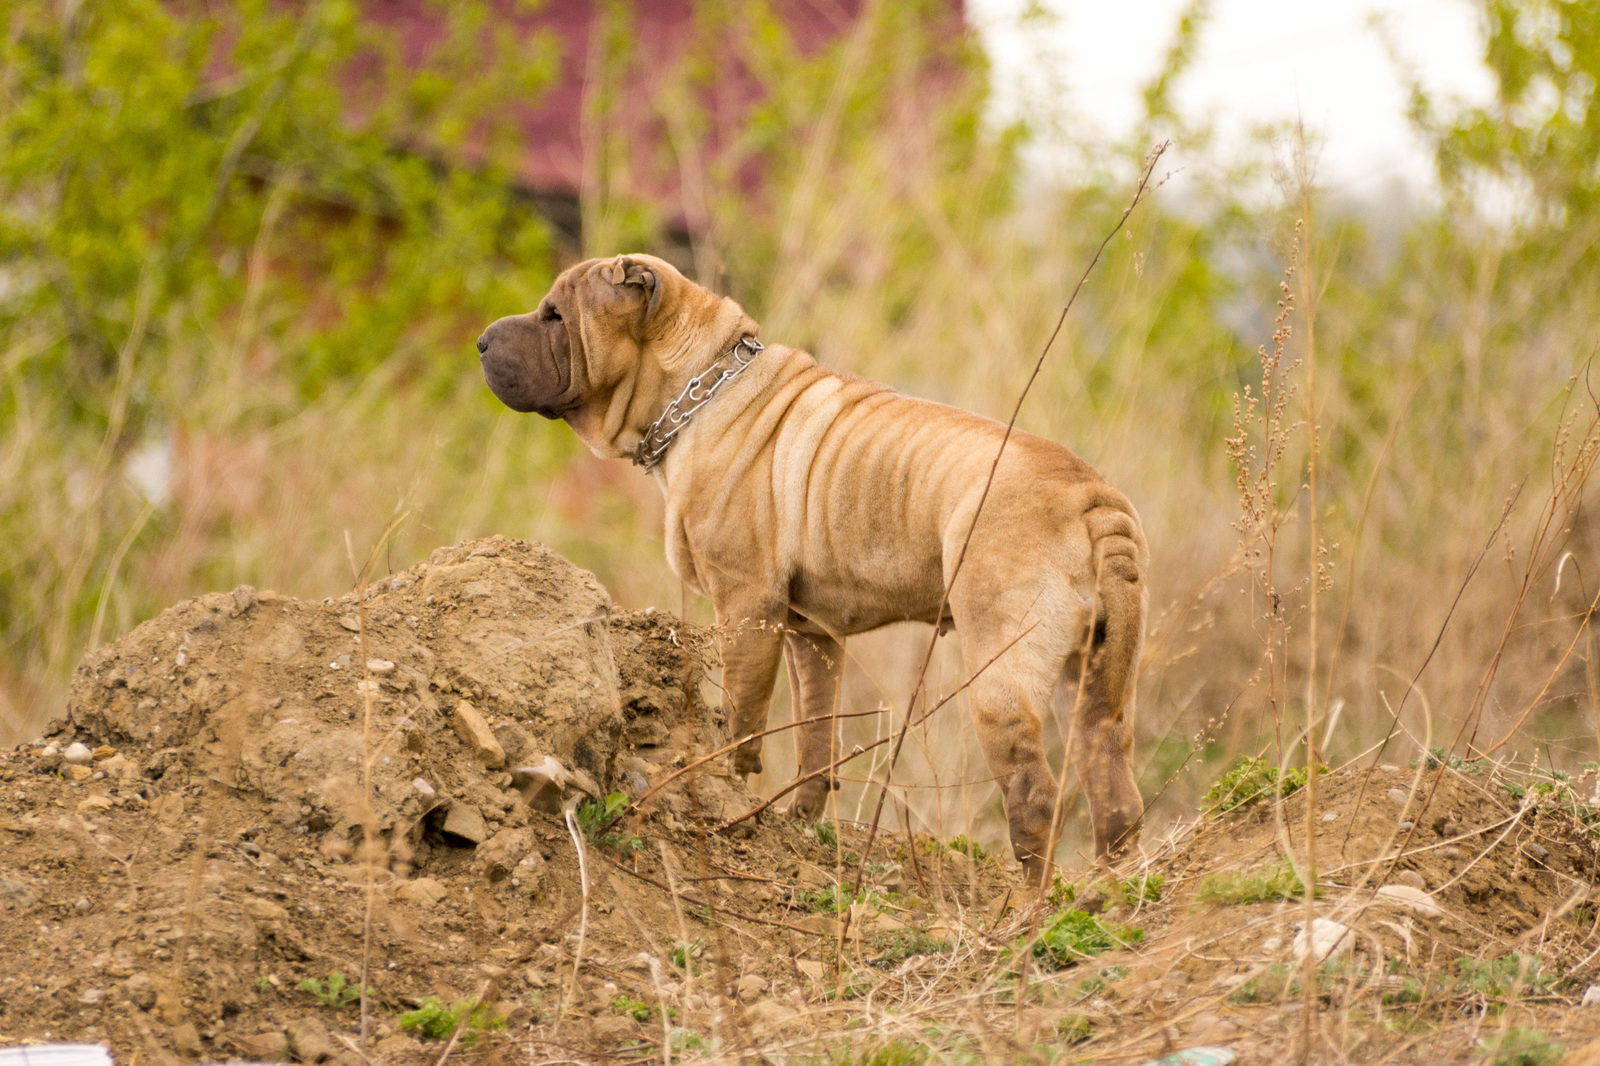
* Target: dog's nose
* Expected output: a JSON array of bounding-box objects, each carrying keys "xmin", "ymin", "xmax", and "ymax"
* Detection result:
[{"xmin": 476, "ymin": 334, "xmax": 489, "ymax": 355}]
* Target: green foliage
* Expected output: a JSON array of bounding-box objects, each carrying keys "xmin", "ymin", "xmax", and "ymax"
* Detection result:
[
  {"xmin": 1056, "ymin": 1013, "xmax": 1094, "ymax": 1044},
  {"xmin": 1014, "ymin": 909, "xmax": 1143, "ymax": 971},
  {"xmin": 945, "ymin": 834, "xmax": 986, "ymax": 860},
  {"xmin": 1476, "ymin": 1029, "xmax": 1564, "ymax": 1066},
  {"xmin": 814, "ymin": 820, "xmax": 838, "ymax": 848},
  {"xmin": 868, "ymin": 929, "xmax": 953, "ymax": 969},
  {"xmin": 398, "ymin": 996, "xmax": 505, "ymax": 1044},
  {"xmin": 817, "ymin": 1039, "xmax": 928, "ymax": 1066},
  {"xmin": 1457, "ymin": 954, "xmax": 1556, "ymax": 999},
  {"xmin": 1196, "ymin": 860, "xmax": 1313, "ymax": 905},
  {"xmin": 669, "ymin": 938, "xmax": 703, "ymax": 972},
  {"xmin": 796, "ymin": 882, "xmax": 879, "ymax": 915},
  {"xmin": 1201, "ymin": 756, "xmax": 1320, "ymax": 815},
  {"xmin": 1046, "ymin": 872, "xmax": 1165, "ymax": 909},
  {"xmin": 296, "ymin": 971, "xmax": 368, "ymax": 1009},
  {"xmin": 609, "ymin": 994, "xmax": 653, "ymax": 1023},
  {"xmin": 576, "ymin": 791, "xmax": 640, "ymax": 851}
]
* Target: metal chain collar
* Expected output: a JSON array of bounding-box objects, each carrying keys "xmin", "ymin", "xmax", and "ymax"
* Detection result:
[{"xmin": 632, "ymin": 335, "xmax": 764, "ymax": 471}]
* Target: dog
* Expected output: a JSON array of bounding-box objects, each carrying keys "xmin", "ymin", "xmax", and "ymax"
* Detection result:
[{"xmin": 478, "ymin": 253, "xmax": 1148, "ymax": 875}]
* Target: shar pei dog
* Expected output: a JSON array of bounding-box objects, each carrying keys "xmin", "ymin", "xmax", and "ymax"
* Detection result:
[{"xmin": 477, "ymin": 254, "xmax": 1148, "ymax": 875}]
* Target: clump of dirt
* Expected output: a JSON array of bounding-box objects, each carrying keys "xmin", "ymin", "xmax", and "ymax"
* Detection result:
[{"xmin": 5, "ymin": 537, "xmax": 1600, "ymax": 1064}]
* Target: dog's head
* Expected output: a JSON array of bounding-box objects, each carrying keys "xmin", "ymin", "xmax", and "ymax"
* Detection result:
[{"xmin": 477, "ymin": 254, "xmax": 754, "ymax": 441}]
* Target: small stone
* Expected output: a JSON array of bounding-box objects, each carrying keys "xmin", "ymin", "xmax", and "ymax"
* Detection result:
[
  {"xmin": 1582, "ymin": 985, "xmax": 1600, "ymax": 1007},
  {"xmin": 367, "ymin": 658, "xmax": 396, "ymax": 675},
  {"xmin": 1374, "ymin": 885, "xmax": 1443, "ymax": 918},
  {"xmin": 171, "ymin": 1020, "xmax": 202, "ymax": 1057},
  {"xmin": 1320, "ymin": 811, "xmax": 1339, "ymax": 822},
  {"xmin": 79, "ymin": 986, "xmax": 107, "ymax": 1005},
  {"xmin": 1442, "ymin": 846, "xmax": 1465, "ymax": 860},
  {"xmin": 735, "ymin": 974, "xmax": 769, "ymax": 1000},
  {"xmin": 39, "ymin": 743, "xmax": 59, "ymax": 758},
  {"xmin": 412, "ymin": 778, "xmax": 436, "ymax": 799},
  {"xmin": 125, "ymin": 972, "xmax": 157, "ymax": 1010},
  {"xmin": 78, "ymin": 795, "xmax": 115, "ymax": 814},
  {"xmin": 1393, "ymin": 869, "xmax": 1426, "ymax": 890},
  {"xmin": 288, "ymin": 1015, "xmax": 334, "ymax": 1062},
  {"xmin": 74, "ymin": 896, "xmax": 92, "ymax": 913},
  {"xmin": 452, "ymin": 700, "xmax": 506, "ymax": 769},
  {"xmin": 339, "ymin": 614, "xmax": 361, "ymax": 632},
  {"xmin": 1386, "ymin": 788, "xmax": 1409, "ymax": 806},
  {"xmin": 1379, "ymin": 763, "xmax": 1400, "ymax": 772},
  {"xmin": 66, "ymin": 764, "xmax": 94, "ymax": 781},
  {"xmin": 1528, "ymin": 843, "xmax": 1550, "ymax": 862},
  {"xmin": 92, "ymin": 745, "xmax": 116, "ymax": 761},
  {"xmin": 394, "ymin": 877, "xmax": 449, "ymax": 906},
  {"xmin": 441, "ymin": 801, "xmax": 488, "ymax": 845},
  {"xmin": 591, "ymin": 1012, "xmax": 635, "ymax": 1045},
  {"xmin": 1292, "ymin": 918, "xmax": 1352, "ymax": 961},
  {"xmin": 241, "ymin": 1031, "xmax": 290, "ymax": 1060},
  {"xmin": 511, "ymin": 758, "xmax": 570, "ymax": 813},
  {"xmin": 1398, "ymin": 820, "xmax": 1414, "ymax": 831},
  {"xmin": 64, "ymin": 742, "xmax": 94, "ymax": 765}
]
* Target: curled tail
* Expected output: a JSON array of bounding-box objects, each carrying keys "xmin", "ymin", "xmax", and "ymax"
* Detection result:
[{"xmin": 1078, "ymin": 487, "xmax": 1149, "ymax": 856}]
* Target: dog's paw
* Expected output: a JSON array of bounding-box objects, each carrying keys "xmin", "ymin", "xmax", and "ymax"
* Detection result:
[{"xmin": 731, "ymin": 745, "xmax": 763, "ymax": 776}]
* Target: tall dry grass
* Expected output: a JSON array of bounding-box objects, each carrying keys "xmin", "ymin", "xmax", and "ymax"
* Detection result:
[{"xmin": 4, "ymin": 0, "xmax": 1599, "ymax": 865}]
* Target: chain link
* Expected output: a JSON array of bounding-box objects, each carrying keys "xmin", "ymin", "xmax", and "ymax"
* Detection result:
[{"xmin": 632, "ymin": 335, "xmax": 764, "ymax": 471}]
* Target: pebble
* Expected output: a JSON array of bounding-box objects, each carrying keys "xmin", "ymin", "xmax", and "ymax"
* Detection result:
[
  {"xmin": 79, "ymin": 987, "xmax": 107, "ymax": 1006},
  {"xmin": 366, "ymin": 658, "xmax": 396, "ymax": 675},
  {"xmin": 1442, "ymin": 846, "xmax": 1465, "ymax": 860},
  {"xmin": 1393, "ymin": 869, "xmax": 1426, "ymax": 890},
  {"xmin": 1528, "ymin": 843, "xmax": 1550, "ymax": 861},
  {"xmin": 39, "ymin": 744, "xmax": 59, "ymax": 759},
  {"xmin": 441, "ymin": 801, "xmax": 488, "ymax": 845},
  {"xmin": 1292, "ymin": 918, "xmax": 1352, "ymax": 961},
  {"xmin": 735, "ymin": 974, "xmax": 769, "ymax": 1000},
  {"xmin": 74, "ymin": 897, "xmax": 92, "ymax": 913},
  {"xmin": 1397, "ymin": 820, "xmax": 1414, "ymax": 831},
  {"xmin": 451, "ymin": 700, "xmax": 506, "ymax": 770},
  {"xmin": 63, "ymin": 742, "xmax": 94, "ymax": 766},
  {"xmin": 1582, "ymin": 985, "xmax": 1600, "ymax": 1007},
  {"xmin": 412, "ymin": 778, "xmax": 436, "ymax": 799},
  {"xmin": 1386, "ymin": 788, "xmax": 1409, "ymax": 806}
]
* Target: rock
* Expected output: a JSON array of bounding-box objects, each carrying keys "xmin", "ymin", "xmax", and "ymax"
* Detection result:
[
  {"xmin": 1374, "ymin": 885, "xmax": 1443, "ymax": 918},
  {"xmin": 92, "ymin": 745, "xmax": 117, "ymax": 761},
  {"xmin": 0, "ymin": 876, "xmax": 39, "ymax": 913},
  {"xmin": 99, "ymin": 754, "xmax": 139, "ymax": 781},
  {"xmin": 77, "ymin": 795, "xmax": 114, "ymax": 814},
  {"xmin": 63, "ymin": 742, "xmax": 94, "ymax": 765},
  {"xmin": 412, "ymin": 778, "xmax": 436, "ymax": 799},
  {"xmin": 1386, "ymin": 788, "xmax": 1409, "ymax": 806},
  {"xmin": 1528, "ymin": 842, "xmax": 1550, "ymax": 862},
  {"xmin": 66, "ymin": 764, "xmax": 94, "ymax": 781},
  {"xmin": 288, "ymin": 1015, "xmax": 335, "ymax": 1062},
  {"xmin": 366, "ymin": 659, "xmax": 396, "ymax": 676},
  {"xmin": 744, "ymin": 996, "xmax": 797, "ymax": 1031},
  {"xmin": 1583, "ymin": 985, "xmax": 1600, "ymax": 1007},
  {"xmin": 1292, "ymin": 918, "xmax": 1352, "ymax": 961},
  {"xmin": 1393, "ymin": 869, "xmax": 1426, "ymax": 890},
  {"xmin": 452, "ymin": 700, "xmax": 506, "ymax": 769},
  {"xmin": 79, "ymin": 987, "xmax": 107, "ymax": 1005},
  {"xmin": 591, "ymin": 1012, "xmax": 636, "ymax": 1046},
  {"xmin": 240, "ymin": 1031, "xmax": 290, "ymax": 1060},
  {"xmin": 511, "ymin": 757, "xmax": 574, "ymax": 814},
  {"xmin": 476, "ymin": 828, "xmax": 534, "ymax": 882},
  {"xmin": 441, "ymin": 801, "xmax": 488, "ymax": 846},
  {"xmin": 394, "ymin": 877, "xmax": 449, "ymax": 906},
  {"xmin": 171, "ymin": 1020, "xmax": 202, "ymax": 1057},
  {"xmin": 125, "ymin": 972, "xmax": 158, "ymax": 1010},
  {"xmin": 734, "ymin": 974, "xmax": 769, "ymax": 1000},
  {"xmin": 74, "ymin": 896, "xmax": 92, "ymax": 912}
]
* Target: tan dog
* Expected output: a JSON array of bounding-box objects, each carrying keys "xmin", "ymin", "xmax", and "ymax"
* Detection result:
[{"xmin": 478, "ymin": 254, "xmax": 1148, "ymax": 873}]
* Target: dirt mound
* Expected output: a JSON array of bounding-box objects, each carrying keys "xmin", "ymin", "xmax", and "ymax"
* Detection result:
[{"xmin": 4, "ymin": 539, "xmax": 1600, "ymax": 1064}]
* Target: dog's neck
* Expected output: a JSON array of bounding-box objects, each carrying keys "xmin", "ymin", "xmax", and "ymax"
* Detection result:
[{"xmin": 567, "ymin": 296, "xmax": 758, "ymax": 464}]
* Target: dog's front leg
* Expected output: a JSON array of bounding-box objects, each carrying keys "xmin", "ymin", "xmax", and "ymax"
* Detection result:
[
  {"xmin": 782, "ymin": 630, "xmax": 843, "ymax": 820},
  {"xmin": 718, "ymin": 605, "xmax": 784, "ymax": 777}
]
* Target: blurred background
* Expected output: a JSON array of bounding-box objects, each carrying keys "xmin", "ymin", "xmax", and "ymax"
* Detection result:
[{"xmin": 3, "ymin": 0, "xmax": 1597, "ymax": 855}]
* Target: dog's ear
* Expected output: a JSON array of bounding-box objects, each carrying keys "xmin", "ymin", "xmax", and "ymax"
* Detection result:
[{"xmin": 599, "ymin": 255, "xmax": 661, "ymax": 327}]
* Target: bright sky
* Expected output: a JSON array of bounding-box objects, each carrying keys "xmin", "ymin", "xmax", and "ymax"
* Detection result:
[{"xmin": 968, "ymin": 0, "xmax": 1497, "ymax": 202}]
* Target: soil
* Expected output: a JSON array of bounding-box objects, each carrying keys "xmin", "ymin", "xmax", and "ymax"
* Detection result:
[{"xmin": 4, "ymin": 536, "xmax": 1600, "ymax": 1065}]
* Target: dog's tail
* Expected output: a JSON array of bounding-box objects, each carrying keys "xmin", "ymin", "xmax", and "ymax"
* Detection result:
[{"xmin": 1078, "ymin": 486, "xmax": 1148, "ymax": 853}]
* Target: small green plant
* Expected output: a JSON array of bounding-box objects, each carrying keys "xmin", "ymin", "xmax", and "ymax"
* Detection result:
[
  {"xmin": 946, "ymin": 834, "xmax": 986, "ymax": 860},
  {"xmin": 610, "ymin": 993, "xmax": 653, "ymax": 1022},
  {"xmin": 398, "ymin": 997, "xmax": 506, "ymax": 1044},
  {"xmin": 868, "ymin": 929, "xmax": 952, "ymax": 968},
  {"xmin": 253, "ymin": 975, "xmax": 274, "ymax": 994},
  {"xmin": 1056, "ymin": 1013, "xmax": 1094, "ymax": 1044},
  {"xmin": 576, "ymin": 791, "xmax": 642, "ymax": 851},
  {"xmin": 1201, "ymin": 755, "xmax": 1319, "ymax": 815},
  {"xmin": 669, "ymin": 938, "xmax": 703, "ymax": 971},
  {"xmin": 1013, "ymin": 909, "xmax": 1143, "ymax": 971},
  {"xmin": 814, "ymin": 820, "xmax": 838, "ymax": 848},
  {"xmin": 669, "ymin": 1027, "xmax": 708, "ymax": 1053},
  {"xmin": 296, "ymin": 972, "xmax": 369, "ymax": 1009},
  {"xmin": 1476, "ymin": 1028, "xmax": 1564, "ymax": 1066},
  {"xmin": 1196, "ymin": 860, "xmax": 1314, "ymax": 904},
  {"xmin": 796, "ymin": 882, "xmax": 879, "ymax": 914},
  {"xmin": 1228, "ymin": 963, "xmax": 1296, "ymax": 1004},
  {"xmin": 1457, "ymin": 954, "xmax": 1556, "ymax": 999},
  {"xmin": 820, "ymin": 1039, "xmax": 928, "ymax": 1066}
]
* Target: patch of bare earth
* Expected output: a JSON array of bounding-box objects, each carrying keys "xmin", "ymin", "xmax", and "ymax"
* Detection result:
[{"xmin": 2, "ymin": 537, "xmax": 1599, "ymax": 1064}]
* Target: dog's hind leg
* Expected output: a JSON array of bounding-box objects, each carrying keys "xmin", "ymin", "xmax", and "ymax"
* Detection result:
[{"xmin": 782, "ymin": 630, "xmax": 843, "ymax": 820}]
